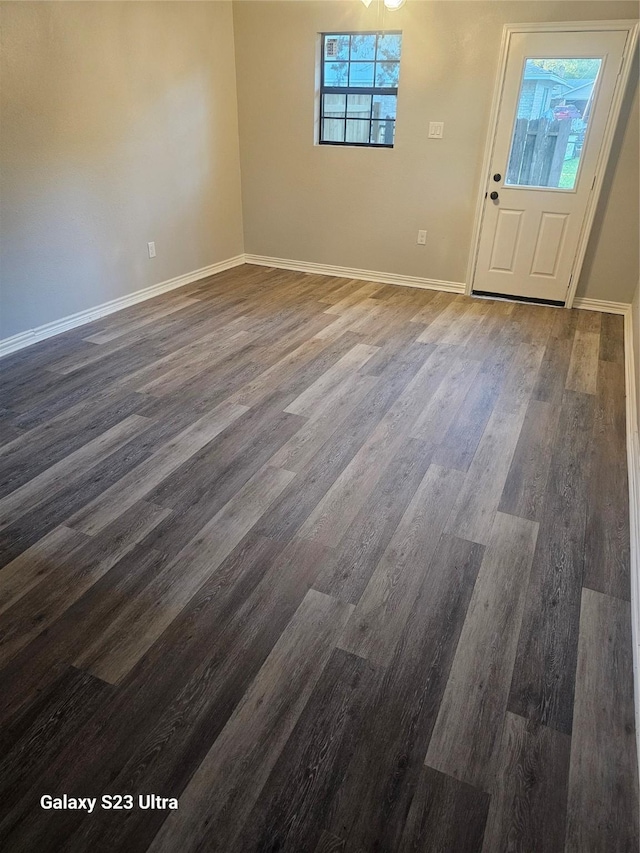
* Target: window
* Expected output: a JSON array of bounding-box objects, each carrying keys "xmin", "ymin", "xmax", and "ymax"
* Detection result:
[
  {"xmin": 319, "ymin": 32, "xmax": 402, "ymax": 147},
  {"xmin": 507, "ymin": 58, "xmax": 603, "ymax": 190}
]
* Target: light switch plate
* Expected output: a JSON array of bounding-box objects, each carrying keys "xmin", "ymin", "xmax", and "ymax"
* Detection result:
[{"xmin": 428, "ymin": 121, "xmax": 444, "ymax": 139}]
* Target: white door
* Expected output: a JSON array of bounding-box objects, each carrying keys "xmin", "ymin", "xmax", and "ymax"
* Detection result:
[{"xmin": 472, "ymin": 29, "xmax": 628, "ymax": 303}]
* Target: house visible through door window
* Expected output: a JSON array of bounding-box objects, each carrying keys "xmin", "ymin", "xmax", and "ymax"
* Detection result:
[
  {"xmin": 319, "ymin": 32, "xmax": 402, "ymax": 147},
  {"xmin": 506, "ymin": 58, "xmax": 602, "ymax": 189}
]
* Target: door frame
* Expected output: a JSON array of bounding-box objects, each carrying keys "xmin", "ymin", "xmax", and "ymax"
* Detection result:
[{"xmin": 465, "ymin": 20, "xmax": 639, "ymax": 307}]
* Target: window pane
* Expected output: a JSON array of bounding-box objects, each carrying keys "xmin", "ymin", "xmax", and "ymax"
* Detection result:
[
  {"xmin": 350, "ymin": 34, "xmax": 376, "ymax": 60},
  {"xmin": 349, "ymin": 62, "xmax": 375, "ymax": 87},
  {"xmin": 377, "ymin": 33, "xmax": 402, "ymax": 60},
  {"xmin": 375, "ymin": 61, "xmax": 400, "ymax": 88},
  {"xmin": 323, "ymin": 93, "xmax": 346, "ymax": 117},
  {"xmin": 324, "ymin": 62, "xmax": 349, "ymax": 86},
  {"xmin": 506, "ymin": 57, "xmax": 602, "ymax": 189},
  {"xmin": 347, "ymin": 94, "xmax": 371, "ymax": 119},
  {"xmin": 346, "ymin": 119, "xmax": 371, "ymax": 144},
  {"xmin": 371, "ymin": 119, "xmax": 395, "ymax": 145},
  {"xmin": 372, "ymin": 94, "xmax": 397, "ymax": 121},
  {"xmin": 323, "ymin": 118, "xmax": 345, "ymax": 143},
  {"xmin": 324, "ymin": 35, "xmax": 349, "ymax": 61}
]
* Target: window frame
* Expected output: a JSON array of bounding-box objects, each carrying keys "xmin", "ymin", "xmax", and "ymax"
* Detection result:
[{"xmin": 319, "ymin": 31, "xmax": 402, "ymax": 149}]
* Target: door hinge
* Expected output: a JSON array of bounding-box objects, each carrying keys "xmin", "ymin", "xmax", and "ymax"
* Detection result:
[
  {"xmin": 567, "ymin": 273, "xmax": 573, "ymax": 294},
  {"xmin": 618, "ymin": 53, "xmax": 626, "ymax": 76},
  {"xmin": 591, "ymin": 174, "xmax": 597, "ymax": 190}
]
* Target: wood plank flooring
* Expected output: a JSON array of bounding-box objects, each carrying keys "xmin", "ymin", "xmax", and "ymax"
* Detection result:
[{"xmin": 0, "ymin": 264, "xmax": 636, "ymax": 852}]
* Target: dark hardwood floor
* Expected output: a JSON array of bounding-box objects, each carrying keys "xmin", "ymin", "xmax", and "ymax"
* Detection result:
[{"xmin": 0, "ymin": 264, "xmax": 636, "ymax": 852}]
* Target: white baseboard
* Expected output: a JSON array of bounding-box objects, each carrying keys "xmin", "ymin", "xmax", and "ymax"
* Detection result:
[
  {"xmin": 623, "ymin": 305, "xmax": 640, "ymax": 775},
  {"xmin": 244, "ymin": 254, "xmax": 466, "ymax": 295},
  {"xmin": 572, "ymin": 296, "xmax": 631, "ymax": 315},
  {"xmin": 2, "ymin": 251, "xmax": 627, "ymax": 361},
  {"xmin": 0, "ymin": 254, "xmax": 245, "ymax": 359},
  {"xmin": 244, "ymin": 256, "xmax": 632, "ymax": 314}
]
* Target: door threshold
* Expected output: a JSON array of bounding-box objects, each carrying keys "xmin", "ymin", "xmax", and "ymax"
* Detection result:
[{"xmin": 472, "ymin": 290, "xmax": 565, "ymax": 308}]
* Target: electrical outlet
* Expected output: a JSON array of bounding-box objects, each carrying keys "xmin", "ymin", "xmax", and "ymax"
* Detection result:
[
  {"xmin": 417, "ymin": 230, "xmax": 427, "ymax": 245},
  {"xmin": 147, "ymin": 242, "xmax": 156, "ymax": 259},
  {"xmin": 428, "ymin": 121, "xmax": 444, "ymax": 139}
]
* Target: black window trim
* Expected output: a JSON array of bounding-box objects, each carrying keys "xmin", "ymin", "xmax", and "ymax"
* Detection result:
[{"xmin": 319, "ymin": 30, "xmax": 401, "ymax": 149}]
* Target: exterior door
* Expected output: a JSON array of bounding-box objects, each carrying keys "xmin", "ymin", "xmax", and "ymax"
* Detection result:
[{"xmin": 472, "ymin": 29, "xmax": 628, "ymax": 303}]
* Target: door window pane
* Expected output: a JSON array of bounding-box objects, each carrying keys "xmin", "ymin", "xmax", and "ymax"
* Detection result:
[{"xmin": 505, "ymin": 58, "xmax": 602, "ymax": 189}]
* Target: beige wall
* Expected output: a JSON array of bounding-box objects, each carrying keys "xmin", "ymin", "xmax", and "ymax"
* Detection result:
[
  {"xmin": 580, "ymin": 49, "xmax": 639, "ymax": 303},
  {"xmin": 0, "ymin": 1, "xmax": 244, "ymax": 340},
  {"xmin": 233, "ymin": 0, "xmax": 639, "ymax": 302}
]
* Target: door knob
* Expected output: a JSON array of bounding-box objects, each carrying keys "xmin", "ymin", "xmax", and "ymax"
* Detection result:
[
  {"xmin": 493, "ymin": 173, "xmax": 502, "ymax": 181},
  {"xmin": 490, "ymin": 191, "xmax": 499, "ymax": 200}
]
